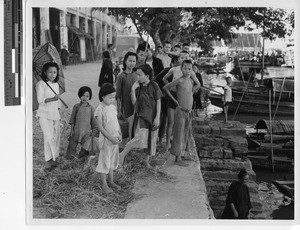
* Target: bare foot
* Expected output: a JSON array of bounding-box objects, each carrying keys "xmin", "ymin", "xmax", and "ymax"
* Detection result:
[
  {"xmin": 175, "ymin": 157, "xmax": 189, "ymax": 167},
  {"xmin": 181, "ymin": 156, "xmax": 194, "ymax": 161},
  {"xmin": 119, "ymin": 154, "xmax": 125, "ymax": 166},
  {"xmin": 108, "ymin": 181, "xmax": 121, "ymax": 190},
  {"xmin": 102, "ymin": 185, "xmax": 113, "ymax": 194},
  {"xmin": 164, "ymin": 144, "xmax": 171, "ymax": 153},
  {"xmin": 145, "ymin": 161, "xmax": 153, "ymax": 169}
]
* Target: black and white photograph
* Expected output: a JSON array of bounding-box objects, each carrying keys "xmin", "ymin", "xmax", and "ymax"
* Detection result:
[{"xmin": 0, "ymin": 0, "xmax": 299, "ymax": 229}]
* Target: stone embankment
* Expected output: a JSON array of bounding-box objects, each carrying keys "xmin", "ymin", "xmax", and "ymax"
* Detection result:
[
  {"xmin": 123, "ymin": 119, "xmax": 264, "ymax": 219},
  {"xmin": 193, "ymin": 119, "xmax": 264, "ymax": 218}
]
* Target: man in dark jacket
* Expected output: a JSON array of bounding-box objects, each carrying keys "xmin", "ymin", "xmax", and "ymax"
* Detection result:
[
  {"xmin": 98, "ymin": 51, "xmax": 113, "ymax": 87},
  {"xmin": 222, "ymin": 169, "xmax": 253, "ymax": 219},
  {"xmin": 136, "ymin": 42, "xmax": 164, "ymax": 78}
]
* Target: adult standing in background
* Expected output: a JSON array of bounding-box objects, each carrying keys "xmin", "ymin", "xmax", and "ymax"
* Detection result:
[
  {"xmin": 155, "ymin": 45, "xmax": 163, "ymax": 57},
  {"xmin": 107, "ymin": 43, "xmax": 114, "ymax": 59},
  {"xmin": 98, "ymin": 51, "xmax": 113, "ymax": 87},
  {"xmin": 192, "ymin": 63, "xmax": 203, "ymax": 116},
  {"xmin": 182, "ymin": 43, "xmax": 190, "ymax": 52},
  {"xmin": 60, "ymin": 45, "xmax": 69, "ymax": 70},
  {"xmin": 136, "ymin": 41, "xmax": 164, "ymax": 78},
  {"xmin": 222, "ymin": 169, "xmax": 252, "ymax": 219},
  {"xmin": 156, "ymin": 41, "xmax": 172, "ymax": 69}
]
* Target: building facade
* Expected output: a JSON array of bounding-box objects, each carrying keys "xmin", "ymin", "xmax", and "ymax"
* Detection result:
[{"xmin": 32, "ymin": 7, "xmax": 125, "ymax": 62}]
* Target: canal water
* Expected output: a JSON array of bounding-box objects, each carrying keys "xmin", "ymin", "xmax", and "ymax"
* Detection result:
[{"xmin": 200, "ymin": 69, "xmax": 294, "ymax": 220}]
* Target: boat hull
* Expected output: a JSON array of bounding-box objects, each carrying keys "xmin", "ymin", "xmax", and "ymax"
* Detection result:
[{"xmin": 209, "ymin": 94, "xmax": 294, "ymax": 116}]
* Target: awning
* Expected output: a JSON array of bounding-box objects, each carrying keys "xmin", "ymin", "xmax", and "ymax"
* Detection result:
[
  {"xmin": 68, "ymin": 25, "xmax": 94, "ymax": 39},
  {"xmin": 255, "ymin": 119, "xmax": 294, "ymax": 134},
  {"xmin": 227, "ymin": 33, "xmax": 262, "ymax": 49}
]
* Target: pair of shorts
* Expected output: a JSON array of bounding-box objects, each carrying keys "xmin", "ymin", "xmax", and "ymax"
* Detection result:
[
  {"xmin": 166, "ymin": 91, "xmax": 178, "ymax": 109},
  {"xmin": 126, "ymin": 119, "xmax": 158, "ymax": 156}
]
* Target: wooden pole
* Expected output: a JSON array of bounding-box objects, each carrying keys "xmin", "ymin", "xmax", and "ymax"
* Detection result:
[
  {"xmin": 233, "ymin": 71, "xmax": 253, "ymax": 121},
  {"xmin": 202, "ymin": 85, "xmax": 223, "ymax": 95},
  {"xmin": 261, "ymin": 37, "xmax": 265, "ymax": 82},
  {"xmin": 269, "ymin": 89, "xmax": 275, "ymax": 173}
]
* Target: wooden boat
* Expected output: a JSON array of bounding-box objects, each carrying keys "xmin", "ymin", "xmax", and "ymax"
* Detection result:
[
  {"xmin": 272, "ymin": 180, "xmax": 294, "ymax": 199},
  {"xmin": 246, "ymin": 120, "xmax": 294, "ymax": 171},
  {"xmin": 197, "ymin": 57, "xmax": 226, "ymax": 74},
  {"xmin": 229, "ymin": 59, "xmax": 271, "ymax": 81},
  {"xmin": 247, "ymin": 154, "xmax": 293, "ymax": 171},
  {"xmin": 230, "ymin": 77, "xmax": 294, "ymax": 103},
  {"xmin": 208, "ymin": 76, "xmax": 294, "ymax": 116},
  {"xmin": 209, "ymin": 93, "xmax": 294, "ymax": 116}
]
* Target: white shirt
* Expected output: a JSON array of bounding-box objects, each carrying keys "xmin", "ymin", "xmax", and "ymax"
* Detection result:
[
  {"xmin": 223, "ymin": 85, "xmax": 232, "ymax": 102},
  {"xmin": 36, "ymin": 80, "xmax": 61, "ymax": 120}
]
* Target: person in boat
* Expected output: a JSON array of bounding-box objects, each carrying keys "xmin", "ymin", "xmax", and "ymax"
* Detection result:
[{"xmin": 222, "ymin": 169, "xmax": 253, "ymax": 219}]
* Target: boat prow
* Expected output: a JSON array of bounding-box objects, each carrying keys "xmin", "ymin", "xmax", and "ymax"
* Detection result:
[{"xmin": 272, "ymin": 180, "xmax": 294, "ymax": 199}]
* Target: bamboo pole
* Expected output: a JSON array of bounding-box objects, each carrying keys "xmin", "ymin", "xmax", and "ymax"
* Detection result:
[
  {"xmin": 202, "ymin": 85, "xmax": 224, "ymax": 95},
  {"xmin": 232, "ymin": 71, "xmax": 253, "ymax": 121},
  {"xmin": 261, "ymin": 37, "xmax": 265, "ymax": 82},
  {"xmin": 269, "ymin": 89, "xmax": 275, "ymax": 173}
]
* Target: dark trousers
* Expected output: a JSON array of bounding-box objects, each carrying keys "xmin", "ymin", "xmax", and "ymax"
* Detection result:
[{"xmin": 158, "ymin": 96, "xmax": 168, "ymax": 140}]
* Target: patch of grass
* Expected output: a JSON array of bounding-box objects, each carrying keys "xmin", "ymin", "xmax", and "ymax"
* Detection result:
[{"xmin": 32, "ymin": 109, "xmax": 172, "ymax": 219}]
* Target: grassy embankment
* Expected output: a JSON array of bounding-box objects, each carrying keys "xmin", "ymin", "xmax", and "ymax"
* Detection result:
[{"xmin": 32, "ymin": 109, "xmax": 172, "ymax": 219}]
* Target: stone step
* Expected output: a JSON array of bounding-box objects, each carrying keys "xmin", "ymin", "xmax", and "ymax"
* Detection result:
[
  {"xmin": 199, "ymin": 158, "xmax": 253, "ymax": 171},
  {"xmin": 205, "ymin": 180, "xmax": 259, "ymax": 194},
  {"xmin": 202, "ymin": 169, "xmax": 256, "ymax": 181},
  {"xmin": 193, "ymin": 120, "xmax": 247, "ymax": 137},
  {"xmin": 195, "ymin": 134, "xmax": 249, "ymax": 158},
  {"xmin": 198, "ymin": 146, "xmax": 234, "ymax": 159}
]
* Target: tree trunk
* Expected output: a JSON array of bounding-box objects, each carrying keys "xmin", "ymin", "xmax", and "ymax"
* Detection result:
[{"xmin": 152, "ymin": 28, "xmax": 162, "ymax": 49}]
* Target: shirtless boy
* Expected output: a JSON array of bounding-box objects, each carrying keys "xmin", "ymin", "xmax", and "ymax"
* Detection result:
[
  {"xmin": 162, "ymin": 51, "xmax": 200, "ymax": 151},
  {"xmin": 163, "ymin": 59, "xmax": 197, "ymax": 167}
]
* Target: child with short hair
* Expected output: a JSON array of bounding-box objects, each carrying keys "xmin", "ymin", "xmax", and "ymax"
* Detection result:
[
  {"xmin": 192, "ymin": 63, "xmax": 203, "ymax": 117},
  {"xmin": 223, "ymin": 76, "xmax": 232, "ymax": 124},
  {"xmin": 94, "ymin": 83, "xmax": 122, "ymax": 194},
  {"xmin": 119, "ymin": 64, "xmax": 161, "ymax": 169},
  {"xmin": 65, "ymin": 86, "xmax": 95, "ymax": 160},
  {"xmin": 163, "ymin": 59, "xmax": 197, "ymax": 167},
  {"xmin": 36, "ymin": 62, "xmax": 61, "ymax": 171},
  {"xmin": 162, "ymin": 51, "xmax": 200, "ymax": 151}
]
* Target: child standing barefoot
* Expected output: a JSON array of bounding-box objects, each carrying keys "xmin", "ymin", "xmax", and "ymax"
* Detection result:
[
  {"xmin": 223, "ymin": 76, "xmax": 232, "ymax": 124},
  {"xmin": 65, "ymin": 86, "xmax": 95, "ymax": 160},
  {"xmin": 163, "ymin": 60, "xmax": 197, "ymax": 167},
  {"xmin": 36, "ymin": 62, "xmax": 61, "ymax": 171},
  {"xmin": 119, "ymin": 64, "xmax": 161, "ymax": 169},
  {"xmin": 94, "ymin": 83, "xmax": 122, "ymax": 194},
  {"xmin": 162, "ymin": 51, "xmax": 200, "ymax": 151}
]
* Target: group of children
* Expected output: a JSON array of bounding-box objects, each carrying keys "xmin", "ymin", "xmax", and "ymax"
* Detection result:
[{"xmin": 36, "ymin": 44, "xmax": 232, "ymax": 193}]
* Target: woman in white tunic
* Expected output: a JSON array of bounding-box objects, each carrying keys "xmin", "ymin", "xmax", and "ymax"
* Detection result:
[{"xmin": 36, "ymin": 62, "xmax": 61, "ymax": 171}]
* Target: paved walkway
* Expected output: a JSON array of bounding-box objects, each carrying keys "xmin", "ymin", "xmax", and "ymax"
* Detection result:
[{"xmin": 125, "ymin": 154, "xmax": 214, "ymax": 219}]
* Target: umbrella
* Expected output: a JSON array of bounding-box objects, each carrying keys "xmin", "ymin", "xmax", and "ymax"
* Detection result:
[{"xmin": 32, "ymin": 42, "xmax": 67, "ymax": 111}]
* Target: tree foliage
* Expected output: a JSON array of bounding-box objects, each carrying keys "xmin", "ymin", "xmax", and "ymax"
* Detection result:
[{"xmin": 106, "ymin": 7, "xmax": 294, "ymax": 52}]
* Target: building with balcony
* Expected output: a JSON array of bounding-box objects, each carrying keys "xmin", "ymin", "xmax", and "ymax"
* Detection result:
[{"xmin": 32, "ymin": 7, "xmax": 125, "ymax": 63}]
